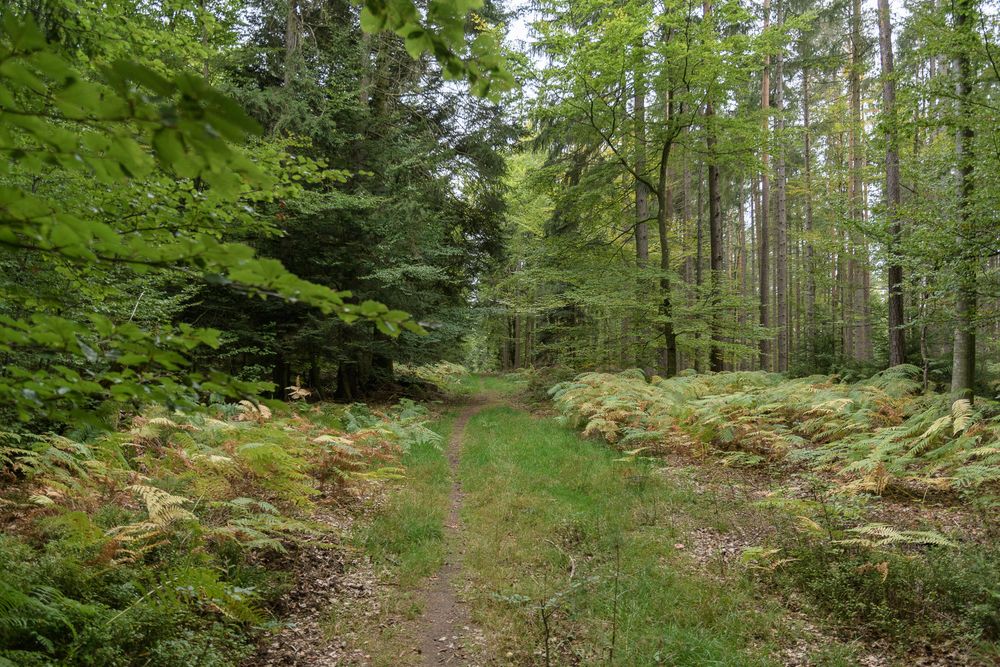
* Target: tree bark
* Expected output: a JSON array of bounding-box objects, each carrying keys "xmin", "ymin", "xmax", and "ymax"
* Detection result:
[
  {"xmin": 514, "ymin": 313, "xmax": 523, "ymax": 370},
  {"xmin": 635, "ymin": 59, "xmax": 650, "ymax": 266},
  {"xmin": 284, "ymin": 0, "xmax": 300, "ymax": 86},
  {"xmin": 704, "ymin": 0, "xmax": 724, "ymax": 372},
  {"xmin": 738, "ymin": 179, "xmax": 749, "ymax": 368},
  {"xmin": 878, "ymin": 0, "xmax": 906, "ymax": 367},
  {"xmin": 950, "ymin": 0, "xmax": 977, "ymax": 401},
  {"xmin": 658, "ymin": 139, "xmax": 678, "ymax": 377},
  {"xmin": 655, "ymin": 75, "xmax": 679, "ymax": 377},
  {"xmin": 848, "ymin": 0, "xmax": 870, "ymax": 361},
  {"xmin": 774, "ymin": 16, "xmax": 788, "ymax": 372},
  {"xmin": 759, "ymin": 0, "xmax": 772, "ymax": 370},
  {"xmin": 802, "ymin": 64, "xmax": 816, "ymax": 365}
]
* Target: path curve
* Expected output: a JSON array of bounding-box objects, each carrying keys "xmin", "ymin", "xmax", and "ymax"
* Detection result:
[{"xmin": 417, "ymin": 397, "xmax": 488, "ymax": 666}]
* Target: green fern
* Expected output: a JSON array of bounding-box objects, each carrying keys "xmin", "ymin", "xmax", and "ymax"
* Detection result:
[
  {"xmin": 551, "ymin": 369, "xmax": 1000, "ymax": 497},
  {"xmin": 837, "ymin": 523, "xmax": 957, "ymax": 549}
]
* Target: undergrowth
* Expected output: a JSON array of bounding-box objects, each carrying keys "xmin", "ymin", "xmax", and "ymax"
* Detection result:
[
  {"xmin": 550, "ymin": 365, "xmax": 1000, "ymax": 499},
  {"xmin": 550, "ymin": 367, "xmax": 1000, "ymax": 657},
  {"xmin": 459, "ymin": 406, "xmax": 787, "ymax": 665},
  {"xmin": 396, "ymin": 362, "xmax": 470, "ymax": 396},
  {"xmin": 0, "ymin": 399, "xmax": 440, "ymax": 666}
]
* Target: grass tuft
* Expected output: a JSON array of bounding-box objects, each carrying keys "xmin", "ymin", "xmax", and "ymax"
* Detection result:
[{"xmin": 458, "ymin": 406, "xmax": 789, "ymax": 665}]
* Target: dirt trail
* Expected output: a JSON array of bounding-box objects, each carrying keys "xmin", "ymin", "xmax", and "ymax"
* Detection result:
[{"xmin": 416, "ymin": 397, "xmax": 488, "ymax": 666}]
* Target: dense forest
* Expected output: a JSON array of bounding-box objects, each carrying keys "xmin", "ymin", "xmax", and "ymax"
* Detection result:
[
  {"xmin": 0, "ymin": 0, "xmax": 998, "ymax": 665},
  {"xmin": 483, "ymin": 0, "xmax": 999, "ymax": 395}
]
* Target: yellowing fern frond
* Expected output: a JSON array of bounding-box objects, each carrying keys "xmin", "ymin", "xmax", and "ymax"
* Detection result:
[
  {"xmin": 236, "ymin": 400, "xmax": 272, "ymax": 423},
  {"xmin": 838, "ymin": 523, "xmax": 956, "ymax": 548},
  {"xmin": 951, "ymin": 399, "xmax": 973, "ymax": 434}
]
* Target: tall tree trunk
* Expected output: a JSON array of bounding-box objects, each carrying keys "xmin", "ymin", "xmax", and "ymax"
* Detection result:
[
  {"xmin": 658, "ymin": 138, "xmax": 678, "ymax": 377},
  {"xmin": 695, "ymin": 161, "xmax": 704, "ymax": 374},
  {"xmin": 198, "ymin": 0, "xmax": 211, "ymax": 79},
  {"xmin": 833, "ymin": 132, "xmax": 845, "ymax": 359},
  {"xmin": 635, "ymin": 64, "xmax": 650, "ymax": 266},
  {"xmin": 632, "ymin": 53, "xmax": 650, "ymax": 368},
  {"xmin": 680, "ymin": 149, "xmax": 693, "ymax": 372},
  {"xmin": 848, "ymin": 0, "xmax": 869, "ymax": 361},
  {"xmin": 284, "ymin": 0, "xmax": 300, "ymax": 86},
  {"xmin": 654, "ymin": 25, "xmax": 679, "ymax": 377},
  {"xmin": 738, "ymin": 180, "xmax": 749, "ymax": 368},
  {"xmin": 774, "ymin": 16, "xmax": 788, "ymax": 372},
  {"xmin": 751, "ymin": 173, "xmax": 759, "ymax": 314},
  {"xmin": 950, "ymin": 0, "xmax": 977, "ymax": 401},
  {"xmin": 513, "ymin": 313, "xmax": 522, "ymax": 370},
  {"xmin": 794, "ymin": 222, "xmax": 802, "ymax": 360},
  {"xmin": 696, "ymin": 170, "xmax": 704, "ymax": 291},
  {"xmin": 920, "ymin": 274, "xmax": 931, "ymax": 389},
  {"xmin": 359, "ymin": 31, "xmax": 373, "ymax": 105},
  {"xmin": 879, "ymin": 0, "xmax": 906, "ymax": 367},
  {"xmin": 802, "ymin": 64, "xmax": 816, "ymax": 365},
  {"xmin": 501, "ymin": 331, "xmax": 510, "ymax": 371},
  {"xmin": 707, "ymin": 139, "xmax": 723, "ymax": 372},
  {"xmin": 525, "ymin": 316, "xmax": 533, "ymax": 368},
  {"xmin": 704, "ymin": 0, "xmax": 723, "ymax": 372},
  {"xmin": 683, "ymin": 152, "xmax": 694, "ymax": 287},
  {"xmin": 759, "ymin": 0, "xmax": 772, "ymax": 370}
]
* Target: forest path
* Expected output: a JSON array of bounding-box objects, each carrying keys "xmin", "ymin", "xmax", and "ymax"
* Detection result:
[
  {"xmin": 435, "ymin": 396, "xmax": 880, "ymax": 666},
  {"xmin": 415, "ymin": 395, "xmax": 490, "ymax": 666}
]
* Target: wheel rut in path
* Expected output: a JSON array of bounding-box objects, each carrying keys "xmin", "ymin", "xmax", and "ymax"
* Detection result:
[{"xmin": 417, "ymin": 397, "xmax": 489, "ymax": 666}]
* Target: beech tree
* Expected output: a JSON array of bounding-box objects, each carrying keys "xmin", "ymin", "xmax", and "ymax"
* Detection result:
[
  {"xmin": 950, "ymin": 0, "xmax": 978, "ymax": 401},
  {"xmin": 878, "ymin": 0, "xmax": 906, "ymax": 368},
  {"xmin": 478, "ymin": 0, "xmax": 998, "ymax": 395}
]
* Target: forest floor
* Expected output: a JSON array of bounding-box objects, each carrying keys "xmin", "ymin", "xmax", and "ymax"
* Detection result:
[
  {"xmin": 265, "ymin": 376, "xmax": 995, "ymax": 666},
  {"xmin": 413, "ymin": 393, "xmax": 490, "ymax": 666}
]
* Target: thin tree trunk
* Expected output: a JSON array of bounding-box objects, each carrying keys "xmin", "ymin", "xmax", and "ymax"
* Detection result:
[
  {"xmin": 695, "ymin": 161, "xmax": 704, "ymax": 373},
  {"xmin": 680, "ymin": 149, "xmax": 693, "ymax": 372},
  {"xmin": 658, "ymin": 141, "xmax": 678, "ymax": 377},
  {"xmin": 848, "ymin": 0, "xmax": 868, "ymax": 361},
  {"xmin": 834, "ymin": 132, "xmax": 846, "ymax": 360},
  {"xmin": 759, "ymin": 0, "xmax": 772, "ymax": 370},
  {"xmin": 633, "ymin": 51, "xmax": 650, "ymax": 368},
  {"xmin": 635, "ymin": 60, "xmax": 650, "ymax": 265},
  {"xmin": 683, "ymin": 152, "xmax": 694, "ymax": 287},
  {"xmin": 751, "ymin": 174, "xmax": 758, "ymax": 309},
  {"xmin": 774, "ymin": 18, "xmax": 788, "ymax": 372},
  {"xmin": 359, "ymin": 31, "xmax": 373, "ymax": 105},
  {"xmin": 704, "ymin": 0, "xmax": 723, "ymax": 372},
  {"xmin": 920, "ymin": 276, "xmax": 930, "ymax": 390},
  {"xmin": 794, "ymin": 224, "xmax": 801, "ymax": 362},
  {"xmin": 802, "ymin": 64, "xmax": 816, "ymax": 364},
  {"xmin": 950, "ymin": 0, "xmax": 977, "ymax": 401},
  {"xmin": 514, "ymin": 314, "xmax": 522, "ymax": 370},
  {"xmin": 198, "ymin": 0, "xmax": 211, "ymax": 78},
  {"xmin": 284, "ymin": 0, "xmax": 300, "ymax": 86},
  {"xmin": 738, "ymin": 180, "xmax": 748, "ymax": 369}
]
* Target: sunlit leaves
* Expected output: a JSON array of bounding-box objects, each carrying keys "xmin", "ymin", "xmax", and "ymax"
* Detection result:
[
  {"xmin": 360, "ymin": 0, "xmax": 513, "ymax": 97},
  {"xmin": 0, "ymin": 312, "xmax": 267, "ymax": 422},
  {"xmin": 0, "ymin": 12, "xmax": 424, "ymax": 424}
]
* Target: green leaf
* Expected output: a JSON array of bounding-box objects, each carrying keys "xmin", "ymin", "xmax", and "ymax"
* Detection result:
[
  {"xmin": 108, "ymin": 60, "xmax": 175, "ymax": 96},
  {"xmin": 403, "ymin": 29, "xmax": 433, "ymax": 59},
  {"xmin": 360, "ymin": 6, "xmax": 387, "ymax": 33}
]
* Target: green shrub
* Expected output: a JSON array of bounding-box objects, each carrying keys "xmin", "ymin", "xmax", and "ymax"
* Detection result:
[{"xmin": 766, "ymin": 541, "xmax": 1000, "ymax": 642}]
